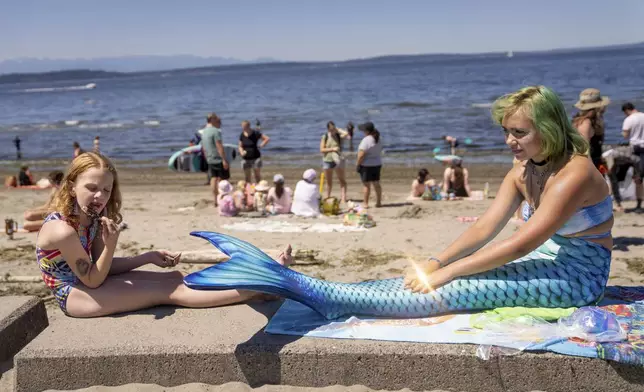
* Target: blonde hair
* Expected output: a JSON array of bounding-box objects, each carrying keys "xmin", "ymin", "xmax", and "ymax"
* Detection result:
[
  {"xmin": 49, "ymin": 152, "xmax": 122, "ymax": 227},
  {"xmin": 492, "ymin": 85, "xmax": 589, "ymax": 166}
]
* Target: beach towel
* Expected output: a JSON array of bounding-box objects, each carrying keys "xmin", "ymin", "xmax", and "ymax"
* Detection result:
[
  {"xmin": 222, "ymin": 220, "xmax": 367, "ymax": 233},
  {"xmin": 265, "ymin": 285, "xmax": 644, "ymax": 366}
]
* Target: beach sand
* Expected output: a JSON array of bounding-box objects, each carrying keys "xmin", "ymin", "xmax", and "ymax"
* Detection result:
[{"xmin": 1, "ymin": 160, "xmax": 642, "ymax": 391}]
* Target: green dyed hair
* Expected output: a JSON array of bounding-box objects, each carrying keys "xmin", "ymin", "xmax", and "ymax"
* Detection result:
[{"xmin": 491, "ymin": 85, "xmax": 589, "ymax": 165}]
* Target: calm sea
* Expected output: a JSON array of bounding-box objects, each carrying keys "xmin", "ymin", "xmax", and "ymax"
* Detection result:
[{"xmin": 1, "ymin": 47, "xmax": 643, "ymax": 168}]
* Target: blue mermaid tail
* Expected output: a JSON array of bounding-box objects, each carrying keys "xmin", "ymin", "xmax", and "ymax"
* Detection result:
[{"xmin": 184, "ymin": 231, "xmax": 612, "ymax": 320}]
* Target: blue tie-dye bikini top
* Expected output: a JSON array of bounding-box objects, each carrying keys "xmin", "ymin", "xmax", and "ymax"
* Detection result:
[{"xmin": 523, "ymin": 195, "xmax": 613, "ymax": 239}]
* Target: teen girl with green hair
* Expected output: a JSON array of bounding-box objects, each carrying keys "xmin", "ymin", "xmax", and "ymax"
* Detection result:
[{"xmin": 405, "ymin": 85, "xmax": 613, "ymax": 310}]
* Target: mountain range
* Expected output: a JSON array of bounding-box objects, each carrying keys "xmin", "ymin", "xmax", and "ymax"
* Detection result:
[{"xmin": 0, "ymin": 54, "xmax": 280, "ymax": 74}]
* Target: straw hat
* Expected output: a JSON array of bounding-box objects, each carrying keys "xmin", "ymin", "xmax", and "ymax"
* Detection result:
[
  {"xmin": 218, "ymin": 180, "xmax": 233, "ymax": 195},
  {"xmin": 255, "ymin": 180, "xmax": 270, "ymax": 192},
  {"xmin": 574, "ymin": 88, "xmax": 610, "ymax": 110}
]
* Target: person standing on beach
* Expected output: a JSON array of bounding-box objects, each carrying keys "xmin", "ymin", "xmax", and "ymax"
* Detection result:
[
  {"xmin": 622, "ymin": 102, "xmax": 644, "ymax": 212},
  {"xmin": 320, "ymin": 121, "xmax": 349, "ymax": 204},
  {"xmin": 356, "ymin": 122, "xmax": 383, "ymax": 208},
  {"xmin": 200, "ymin": 113, "xmax": 230, "ymax": 207},
  {"xmin": 72, "ymin": 142, "xmax": 84, "ymax": 158},
  {"xmin": 13, "ymin": 136, "xmax": 22, "ymax": 159},
  {"xmin": 442, "ymin": 135, "xmax": 459, "ymax": 155},
  {"xmin": 93, "ymin": 136, "xmax": 100, "ymax": 153},
  {"xmin": 572, "ymin": 88, "xmax": 609, "ymax": 172},
  {"xmin": 238, "ymin": 120, "xmax": 270, "ymax": 184}
]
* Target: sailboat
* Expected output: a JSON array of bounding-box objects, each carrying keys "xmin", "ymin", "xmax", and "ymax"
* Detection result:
[{"xmin": 507, "ymin": 50, "xmax": 514, "ymax": 58}]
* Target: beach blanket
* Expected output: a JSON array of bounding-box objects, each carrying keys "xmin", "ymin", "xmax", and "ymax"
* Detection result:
[
  {"xmin": 265, "ymin": 285, "xmax": 644, "ymax": 366},
  {"xmin": 222, "ymin": 220, "xmax": 367, "ymax": 233}
]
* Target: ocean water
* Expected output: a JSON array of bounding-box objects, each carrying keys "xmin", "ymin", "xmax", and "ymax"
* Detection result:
[{"xmin": 1, "ymin": 47, "xmax": 643, "ymax": 167}]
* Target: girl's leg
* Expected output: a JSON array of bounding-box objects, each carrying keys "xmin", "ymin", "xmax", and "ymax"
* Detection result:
[
  {"xmin": 324, "ymin": 168, "xmax": 334, "ymax": 199},
  {"xmin": 362, "ymin": 182, "xmax": 371, "ymax": 208},
  {"xmin": 336, "ymin": 167, "xmax": 347, "ymax": 203},
  {"xmin": 65, "ymin": 270, "xmax": 256, "ymax": 318},
  {"xmin": 373, "ymin": 181, "xmax": 382, "ymax": 207}
]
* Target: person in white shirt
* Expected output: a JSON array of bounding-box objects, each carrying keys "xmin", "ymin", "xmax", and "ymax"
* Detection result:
[
  {"xmin": 291, "ymin": 169, "xmax": 321, "ymax": 217},
  {"xmin": 622, "ymin": 102, "xmax": 644, "ymax": 212}
]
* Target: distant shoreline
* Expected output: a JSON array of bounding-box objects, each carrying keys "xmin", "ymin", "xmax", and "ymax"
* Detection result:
[{"xmin": 1, "ymin": 40, "xmax": 642, "ymax": 84}]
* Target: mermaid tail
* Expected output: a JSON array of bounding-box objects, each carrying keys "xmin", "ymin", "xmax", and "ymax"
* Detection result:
[{"xmin": 184, "ymin": 231, "xmax": 611, "ymax": 320}]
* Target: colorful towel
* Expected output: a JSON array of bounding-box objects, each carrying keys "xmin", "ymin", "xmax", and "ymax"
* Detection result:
[{"xmin": 265, "ymin": 286, "xmax": 644, "ymax": 366}]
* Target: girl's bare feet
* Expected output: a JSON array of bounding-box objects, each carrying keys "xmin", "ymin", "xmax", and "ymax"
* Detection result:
[{"xmin": 277, "ymin": 244, "xmax": 293, "ymax": 267}]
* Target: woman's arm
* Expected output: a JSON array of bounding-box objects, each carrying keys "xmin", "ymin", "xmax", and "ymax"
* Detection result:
[
  {"xmin": 463, "ymin": 168, "xmax": 472, "ymax": 196},
  {"xmin": 577, "ymin": 119, "xmax": 594, "ymax": 142},
  {"xmin": 356, "ymin": 150, "xmax": 366, "ymax": 166},
  {"xmin": 259, "ymin": 134, "xmax": 270, "ymax": 148},
  {"xmin": 426, "ymin": 162, "xmax": 594, "ymax": 290},
  {"xmin": 319, "ymin": 136, "xmax": 337, "ymax": 154},
  {"xmin": 238, "ymin": 141, "xmax": 246, "ymax": 157}
]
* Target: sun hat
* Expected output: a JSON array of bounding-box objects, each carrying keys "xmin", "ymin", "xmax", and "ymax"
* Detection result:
[
  {"xmin": 273, "ymin": 173, "xmax": 285, "ymax": 183},
  {"xmin": 302, "ymin": 168, "xmax": 317, "ymax": 182},
  {"xmin": 218, "ymin": 180, "xmax": 233, "ymax": 195},
  {"xmin": 574, "ymin": 88, "xmax": 611, "ymax": 110},
  {"xmin": 255, "ymin": 180, "xmax": 270, "ymax": 192}
]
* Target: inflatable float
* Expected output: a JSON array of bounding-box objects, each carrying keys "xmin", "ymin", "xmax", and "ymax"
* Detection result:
[{"xmin": 168, "ymin": 144, "xmax": 238, "ymax": 172}]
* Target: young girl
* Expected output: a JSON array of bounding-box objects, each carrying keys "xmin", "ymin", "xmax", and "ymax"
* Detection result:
[
  {"xmin": 253, "ymin": 180, "xmax": 270, "ymax": 214},
  {"xmin": 217, "ymin": 180, "xmax": 237, "ymax": 217},
  {"xmin": 266, "ymin": 174, "xmax": 292, "ymax": 215},
  {"xmin": 409, "ymin": 168, "xmax": 436, "ymax": 198},
  {"xmin": 36, "ymin": 152, "xmax": 291, "ymax": 318}
]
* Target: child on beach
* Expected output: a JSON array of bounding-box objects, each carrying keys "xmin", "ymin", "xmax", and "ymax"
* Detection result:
[
  {"xmin": 266, "ymin": 174, "xmax": 292, "ymax": 215},
  {"xmin": 217, "ymin": 180, "xmax": 237, "ymax": 217},
  {"xmin": 409, "ymin": 168, "xmax": 436, "ymax": 199},
  {"xmin": 35, "ymin": 152, "xmax": 291, "ymax": 318},
  {"xmin": 291, "ymin": 169, "xmax": 321, "ymax": 217},
  {"xmin": 253, "ymin": 180, "xmax": 270, "ymax": 214},
  {"xmin": 233, "ymin": 180, "xmax": 253, "ymax": 211}
]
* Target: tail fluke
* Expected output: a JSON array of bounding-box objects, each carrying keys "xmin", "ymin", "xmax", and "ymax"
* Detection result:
[{"xmin": 184, "ymin": 231, "xmax": 320, "ymax": 309}]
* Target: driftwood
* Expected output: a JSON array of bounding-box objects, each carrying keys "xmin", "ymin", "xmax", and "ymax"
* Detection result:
[
  {"xmin": 179, "ymin": 248, "xmax": 324, "ymax": 265},
  {"xmin": 0, "ymin": 275, "xmax": 41, "ymax": 283}
]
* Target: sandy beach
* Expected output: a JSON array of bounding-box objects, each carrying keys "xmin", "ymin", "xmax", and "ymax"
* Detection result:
[{"xmin": 1, "ymin": 158, "xmax": 643, "ymax": 391}]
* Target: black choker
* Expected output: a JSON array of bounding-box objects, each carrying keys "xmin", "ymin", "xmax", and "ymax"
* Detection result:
[{"xmin": 530, "ymin": 159, "xmax": 548, "ymax": 166}]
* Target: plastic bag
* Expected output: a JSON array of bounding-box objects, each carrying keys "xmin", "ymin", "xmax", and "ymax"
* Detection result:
[
  {"xmin": 475, "ymin": 307, "xmax": 627, "ymax": 360},
  {"xmin": 557, "ymin": 307, "xmax": 626, "ymax": 342}
]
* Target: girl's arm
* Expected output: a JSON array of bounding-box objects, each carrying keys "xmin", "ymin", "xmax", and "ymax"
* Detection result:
[
  {"xmin": 413, "ymin": 161, "xmax": 595, "ymax": 292},
  {"xmin": 91, "ymin": 235, "xmax": 150, "ymax": 275},
  {"xmin": 259, "ymin": 134, "xmax": 270, "ymax": 148},
  {"xmin": 44, "ymin": 219, "xmax": 119, "ymax": 288}
]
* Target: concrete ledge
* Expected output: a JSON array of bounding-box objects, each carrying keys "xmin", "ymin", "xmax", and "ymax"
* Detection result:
[
  {"xmin": 0, "ymin": 296, "xmax": 48, "ymax": 362},
  {"xmin": 13, "ymin": 301, "xmax": 644, "ymax": 392}
]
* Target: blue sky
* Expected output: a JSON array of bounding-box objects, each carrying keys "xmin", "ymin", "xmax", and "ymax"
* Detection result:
[{"xmin": 2, "ymin": 0, "xmax": 643, "ymax": 62}]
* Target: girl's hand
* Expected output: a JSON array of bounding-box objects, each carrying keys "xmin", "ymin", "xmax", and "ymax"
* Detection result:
[
  {"xmin": 148, "ymin": 250, "xmax": 182, "ymax": 268},
  {"xmin": 404, "ymin": 259, "xmax": 453, "ymax": 293},
  {"xmin": 99, "ymin": 217, "xmax": 120, "ymax": 249}
]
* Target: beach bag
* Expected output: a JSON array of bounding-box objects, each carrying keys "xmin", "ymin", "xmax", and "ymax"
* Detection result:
[
  {"xmin": 321, "ymin": 197, "xmax": 340, "ymax": 216},
  {"xmin": 422, "ymin": 185, "xmax": 442, "ymax": 201}
]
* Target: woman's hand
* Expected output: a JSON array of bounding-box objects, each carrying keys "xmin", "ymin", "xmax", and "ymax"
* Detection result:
[
  {"xmin": 404, "ymin": 258, "xmax": 454, "ymax": 293},
  {"xmin": 99, "ymin": 217, "xmax": 120, "ymax": 249},
  {"xmin": 147, "ymin": 250, "xmax": 182, "ymax": 268}
]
